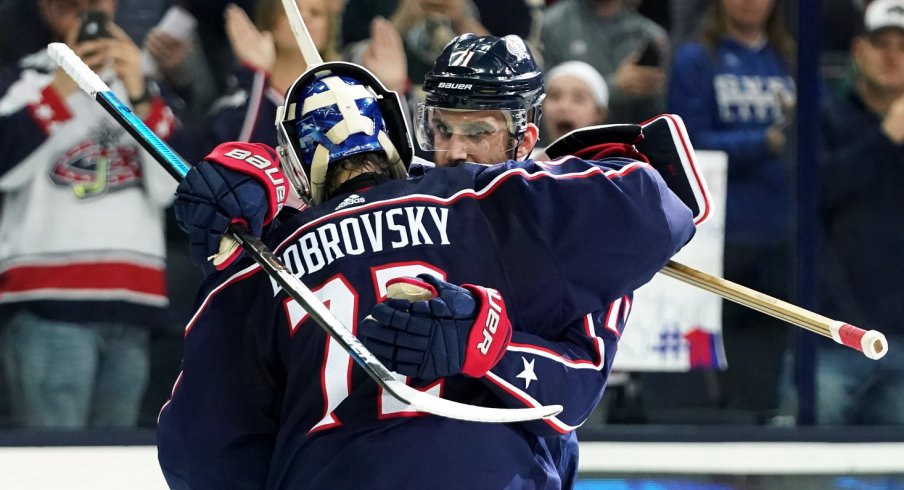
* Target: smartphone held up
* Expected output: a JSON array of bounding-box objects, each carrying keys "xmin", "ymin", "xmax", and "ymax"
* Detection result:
[{"xmin": 76, "ymin": 9, "xmax": 110, "ymax": 43}]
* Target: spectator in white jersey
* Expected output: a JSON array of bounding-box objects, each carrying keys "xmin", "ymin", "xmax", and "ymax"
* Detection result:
[{"xmin": 0, "ymin": 0, "xmax": 178, "ymax": 428}]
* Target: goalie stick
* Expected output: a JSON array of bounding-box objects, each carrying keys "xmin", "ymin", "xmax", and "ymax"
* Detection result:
[
  {"xmin": 637, "ymin": 115, "xmax": 886, "ymax": 359},
  {"xmin": 546, "ymin": 118, "xmax": 888, "ymax": 360},
  {"xmin": 661, "ymin": 261, "xmax": 888, "ymax": 360},
  {"xmin": 46, "ymin": 42, "xmax": 561, "ymax": 423}
]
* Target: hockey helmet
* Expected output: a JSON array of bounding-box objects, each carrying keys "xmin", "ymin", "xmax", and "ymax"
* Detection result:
[
  {"xmin": 276, "ymin": 62, "xmax": 414, "ymax": 205},
  {"xmin": 417, "ymin": 34, "xmax": 545, "ymax": 155}
]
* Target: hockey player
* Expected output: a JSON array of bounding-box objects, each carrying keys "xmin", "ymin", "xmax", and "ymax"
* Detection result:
[
  {"xmin": 411, "ymin": 33, "xmax": 626, "ymax": 488},
  {"xmin": 224, "ymin": 33, "xmax": 633, "ymax": 487},
  {"xmin": 157, "ymin": 51, "xmax": 694, "ymax": 488},
  {"xmin": 414, "ymin": 33, "xmax": 544, "ymax": 168}
]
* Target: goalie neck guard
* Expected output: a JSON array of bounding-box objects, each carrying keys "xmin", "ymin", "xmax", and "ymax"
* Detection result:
[
  {"xmin": 418, "ymin": 34, "xmax": 545, "ymax": 153},
  {"xmin": 276, "ymin": 62, "xmax": 414, "ymax": 205}
]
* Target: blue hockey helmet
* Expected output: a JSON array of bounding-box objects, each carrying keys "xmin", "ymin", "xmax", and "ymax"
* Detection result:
[
  {"xmin": 276, "ymin": 61, "xmax": 413, "ymax": 205},
  {"xmin": 417, "ymin": 34, "xmax": 545, "ymax": 155}
]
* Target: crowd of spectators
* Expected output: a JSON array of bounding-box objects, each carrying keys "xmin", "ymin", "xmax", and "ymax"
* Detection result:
[{"xmin": 0, "ymin": 0, "xmax": 900, "ymax": 431}]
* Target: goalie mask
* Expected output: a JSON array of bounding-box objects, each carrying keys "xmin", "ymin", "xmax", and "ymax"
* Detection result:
[
  {"xmin": 276, "ymin": 62, "xmax": 414, "ymax": 205},
  {"xmin": 418, "ymin": 34, "xmax": 544, "ymax": 159}
]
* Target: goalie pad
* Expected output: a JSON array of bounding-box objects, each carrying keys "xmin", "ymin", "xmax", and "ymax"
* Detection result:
[{"xmin": 543, "ymin": 115, "xmax": 713, "ymax": 225}]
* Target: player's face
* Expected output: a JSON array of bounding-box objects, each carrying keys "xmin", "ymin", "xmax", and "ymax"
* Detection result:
[
  {"xmin": 543, "ymin": 75, "xmax": 607, "ymax": 141},
  {"xmin": 856, "ymin": 30, "xmax": 904, "ymax": 93},
  {"xmin": 429, "ymin": 109, "xmax": 514, "ymax": 167},
  {"xmin": 273, "ymin": 0, "xmax": 330, "ymax": 55},
  {"xmin": 40, "ymin": 0, "xmax": 116, "ymax": 41}
]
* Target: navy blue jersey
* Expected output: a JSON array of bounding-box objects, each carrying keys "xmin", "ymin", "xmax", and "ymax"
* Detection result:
[{"xmin": 157, "ymin": 156, "xmax": 695, "ymax": 489}]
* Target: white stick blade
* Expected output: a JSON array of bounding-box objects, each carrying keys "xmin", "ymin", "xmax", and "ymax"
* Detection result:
[
  {"xmin": 46, "ymin": 43, "xmax": 111, "ymax": 96},
  {"xmin": 390, "ymin": 379, "xmax": 562, "ymax": 423}
]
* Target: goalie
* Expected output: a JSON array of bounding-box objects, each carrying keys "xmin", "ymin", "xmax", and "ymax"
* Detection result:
[{"xmin": 157, "ymin": 40, "xmax": 695, "ymax": 490}]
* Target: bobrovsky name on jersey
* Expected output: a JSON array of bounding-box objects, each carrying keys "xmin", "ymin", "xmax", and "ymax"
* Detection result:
[{"xmin": 269, "ymin": 206, "xmax": 451, "ymax": 295}]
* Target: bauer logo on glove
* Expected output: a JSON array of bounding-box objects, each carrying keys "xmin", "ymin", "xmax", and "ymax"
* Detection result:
[
  {"xmin": 174, "ymin": 142, "xmax": 289, "ymax": 275},
  {"xmin": 361, "ymin": 274, "xmax": 513, "ymax": 381}
]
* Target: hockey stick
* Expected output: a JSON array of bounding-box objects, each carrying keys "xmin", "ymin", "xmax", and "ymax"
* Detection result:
[
  {"xmin": 281, "ymin": 0, "xmax": 323, "ymax": 66},
  {"xmin": 546, "ymin": 121, "xmax": 888, "ymax": 360},
  {"xmin": 661, "ymin": 261, "xmax": 888, "ymax": 360},
  {"xmin": 47, "ymin": 42, "xmax": 561, "ymax": 423}
]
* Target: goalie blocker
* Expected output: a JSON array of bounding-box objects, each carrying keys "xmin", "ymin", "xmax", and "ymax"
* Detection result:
[
  {"xmin": 545, "ymin": 114, "xmax": 889, "ymax": 360},
  {"xmin": 544, "ymin": 114, "xmax": 713, "ymax": 226}
]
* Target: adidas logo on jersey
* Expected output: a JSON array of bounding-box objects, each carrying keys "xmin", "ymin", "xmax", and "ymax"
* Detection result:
[{"xmin": 335, "ymin": 194, "xmax": 366, "ymax": 210}]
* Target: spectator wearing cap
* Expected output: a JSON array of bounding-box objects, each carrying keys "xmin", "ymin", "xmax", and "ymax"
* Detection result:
[
  {"xmin": 540, "ymin": 60, "xmax": 610, "ymax": 146},
  {"xmin": 817, "ymin": 0, "xmax": 904, "ymax": 425}
]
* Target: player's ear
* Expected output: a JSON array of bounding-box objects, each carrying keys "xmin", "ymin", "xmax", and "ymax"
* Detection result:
[{"xmin": 516, "ymin": 124, "xmax": 540, "ymax": 160}]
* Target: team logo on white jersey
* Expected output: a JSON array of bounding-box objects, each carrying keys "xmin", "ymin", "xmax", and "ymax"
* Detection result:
[
  {"xmin": 335, "ymin": 194, "xmax": 366, "ymax": 210},
  {"xmin": 50, "ymin": 128, "xmax": 142, "ymax": 199}
]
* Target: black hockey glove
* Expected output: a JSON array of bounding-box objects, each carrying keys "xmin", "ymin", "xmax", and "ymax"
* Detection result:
[
  {"xmin": 543, "ymin": 116, "xmax": 710, "ymax": 223},
  {"xmin": 174, "ymin": 142, "xmax": 287, "ymax": 274},
  {"xmin": 360, "ymin": 275, "xmax": 513, "ymax": 381},
  {"xmin": 544, "ymin": 123, "xmax": 649, "ymax": 162}
]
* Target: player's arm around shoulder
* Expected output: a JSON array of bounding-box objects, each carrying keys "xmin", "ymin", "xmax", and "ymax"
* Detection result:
[{"xmin": 479, "ymin": 154, "xmax": 696, "ymax": 251}]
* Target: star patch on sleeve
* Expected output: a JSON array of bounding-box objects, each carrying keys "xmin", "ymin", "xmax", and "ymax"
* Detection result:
[{"xmin": 516, "ymin": 356, "xmax": 538, "ymax": 389}]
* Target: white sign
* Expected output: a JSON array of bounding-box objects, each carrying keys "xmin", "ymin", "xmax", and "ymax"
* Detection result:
[{"xmin": 613, "ymin": 150, "xmax": 728, "ymax": 371}]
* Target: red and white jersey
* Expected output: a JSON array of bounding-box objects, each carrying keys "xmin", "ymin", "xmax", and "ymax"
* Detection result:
[{"xmin": 0, "ymin": 49, "xmax": 178, "ymax": 327}]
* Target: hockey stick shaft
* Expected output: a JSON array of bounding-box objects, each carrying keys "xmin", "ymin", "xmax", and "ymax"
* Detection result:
[
  {"xmin": 47, "ymin": 42, "xmax": 561, "ymax": 423},
  {"xmin": 661, "ymin": 260, "xmax": 888, "ymax": 360},
  {"xmin": 281, "ymin": 0, "xmax": 323, "ymax": 67}
]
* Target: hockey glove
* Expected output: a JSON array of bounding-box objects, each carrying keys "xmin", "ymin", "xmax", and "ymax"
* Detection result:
[
  {"xmin": 544, "ymin": 123, "xmax": 650, "ymax": 163},
  {"xmin": 174, "ymin": 142, "xmax": 288, "ymax": 275},
  {"xmin": 360, "ymin": 274, "xmax": 513, "ymax": 381}
]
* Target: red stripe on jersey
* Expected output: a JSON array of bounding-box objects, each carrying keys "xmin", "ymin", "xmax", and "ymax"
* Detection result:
[
  {"xmin": 603, "ymin": 299, "xmax": 622, "ymax": 337},
  {"xmin": 509, "ymin": 313, "xmax": 605, "ymax": 369},
  {"xmin": 0, "ymin": 261, "xmax": 165, "ymax": 296},
  {"xmin": 142, "ymin": 97, "xmax": 176, "ymax": 140},
  {"xmin": 507, "ymin": 342, "xmax": 601, "ymax": 368},
  {"xmin": 27, "ymin": 85, "xmax": 72, "ymax": 135},
  {"xmin": 184, "ymin": 264, "xmax": 262, "ymax": 335},
  {"xmin": 484, "ymin": 372, "xmax": 571, "ymax": 434}
]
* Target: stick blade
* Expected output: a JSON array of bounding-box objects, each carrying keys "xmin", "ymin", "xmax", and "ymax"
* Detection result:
[
  {"xmin": 47, "ymin": 43, "xmax": 111, "ymax": 96},
  {"xmin": 387, "ymin": 378, "xmax": 562, "ymax": 423}
]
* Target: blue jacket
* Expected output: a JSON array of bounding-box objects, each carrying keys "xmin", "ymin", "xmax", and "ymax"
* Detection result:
[
  {"xmin": 818, "ymin": 87, "xmax": 904, "ymax": 337},
  {"xmin": 668, "ymin": 37, "xmax": 795, "ymax": 246}
]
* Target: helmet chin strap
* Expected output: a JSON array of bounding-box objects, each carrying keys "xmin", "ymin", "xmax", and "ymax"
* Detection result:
[{"xmin": 508, "ymin": 135, "xmax": 525, "ymax": 161}]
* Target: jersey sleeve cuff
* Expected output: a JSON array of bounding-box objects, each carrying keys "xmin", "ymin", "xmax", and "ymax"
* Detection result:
[
  {"xmin": 27, "ymin": 85, "xmax": 73, "ymax": 135},
  {"xmin": 142, "ymin": 96, "xmax": 176, "ymax": 140}
]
